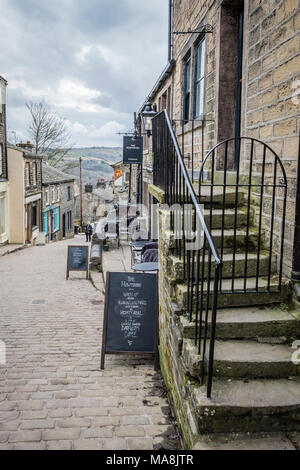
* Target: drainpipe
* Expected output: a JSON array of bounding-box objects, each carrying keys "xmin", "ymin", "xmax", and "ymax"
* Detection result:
[
  {"xmin": 168, "ymin": 0, "xmax": 173, "ymax": 62},
  {"xmin": 292, "ymin": 134, "xmax": 300, "ymax": 300},
  {"xmin": 40, "ymin": 159, "xmax": 43, "ymax": 232}
]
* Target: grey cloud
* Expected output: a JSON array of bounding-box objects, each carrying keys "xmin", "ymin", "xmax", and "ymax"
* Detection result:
[{"xmin": 0, "ymin": 0, "xmax": 168, "ymax": 146}]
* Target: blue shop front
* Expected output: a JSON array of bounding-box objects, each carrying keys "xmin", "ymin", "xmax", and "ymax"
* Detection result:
[{"xmin": 43, "ymin": 204, "xmax": 60, "ymax": 241}]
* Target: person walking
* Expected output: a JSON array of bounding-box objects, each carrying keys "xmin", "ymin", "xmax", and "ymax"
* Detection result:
[{"xmin": 85, "ymin": 221, "xmax": 93, "ymax": 242}]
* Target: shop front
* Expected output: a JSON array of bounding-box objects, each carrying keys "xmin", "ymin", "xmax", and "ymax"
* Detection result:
[
  {"xmin": 0, "ymin": 182, "xmax": 9, "ymax": 245},
  {"xmin": 43, "ymin": 205, "xmax": 60, "ymax": 241},
  {"xmin": 25, "ymin": 194, "xmax": 41, "ymax": 244}
]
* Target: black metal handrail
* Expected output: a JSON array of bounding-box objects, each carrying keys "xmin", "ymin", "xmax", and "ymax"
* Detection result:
[
  {"xmin": 198, "ymin": 137, "xmax": 287, "ymax": 295},
  {"xmin": 153, "ymin": 109, "xmax": 222, "ymax": 398}
]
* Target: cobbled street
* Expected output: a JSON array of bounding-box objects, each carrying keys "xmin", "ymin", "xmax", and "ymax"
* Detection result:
[{"xmin": 0, "ymin": 238, "xmax": 179, "ymax": 450}]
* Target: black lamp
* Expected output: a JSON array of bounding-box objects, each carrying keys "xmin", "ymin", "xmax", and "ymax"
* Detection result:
[{"xmin": 141, "ymin": 100, "xmax": 157, "ymax": 137}]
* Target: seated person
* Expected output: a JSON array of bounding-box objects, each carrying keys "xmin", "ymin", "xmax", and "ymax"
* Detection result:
[{"xmin": 127, "ymin": 210, "xmax": 140, "ymax": 227}]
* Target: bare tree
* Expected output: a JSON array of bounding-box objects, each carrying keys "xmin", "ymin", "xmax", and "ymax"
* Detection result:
[{"xmin": 26, "ymin": 101, "xmax": 76, "ymax": 170}]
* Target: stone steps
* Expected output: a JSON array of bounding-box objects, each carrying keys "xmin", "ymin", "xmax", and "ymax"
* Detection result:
[
  {"xmin": 162, "ymin": 228, "xmax": 260, "ymax": 252},
  {"xmin": 212, "ymin": 340, "xmax": 298, "ymax": 378},
  {"xmin": 157, "ymin": 191, "xmax": 300, "ymax": 445},
  {"xmin": 174, "ymin": 276, "xmax": 290, "ymax": 309},
  {"xmin": 175, "ymin": 185, "xmax": 246, "ymax": 208},
  {"xmin": 182, "ymin": 338, "xmax": 299, "ymax": 379},
  {"xmin": 198, "ymin": 187, "xmax": 246, "ymax": 208},
  {"xmin": 210, "ymin": 228, "xmax": 260, "ymax": 250},
  {"xmin": 178, "ymin": 305, "xmax": 300, "ymax": 340},
  {"xmin": 192, "ymin": 432, "xmax": 297, "ymax": 450},
  {"xmin": 167, "ymin": 252, "xmax": 276, "ymax": 281},
  {"xmin": 191, "ymin": 378, "xmax": 300, "ymax": 433},
  {"xmin": 203, "ymin": 208, "xmax": 252, "ymax": 229}
]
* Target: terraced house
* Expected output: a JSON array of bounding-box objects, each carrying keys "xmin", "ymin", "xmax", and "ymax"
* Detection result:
[
  {"xmin": 7, "ymin": 142, "xmax": 42, "ymax": 245},
  {"xmin": 42, "ymin": 163, "xmax": 75, "ymax": 242},
  {"xmin": 132, "ymin": 0, "xmax": 300, "ymax": 449},
  {"xmin": 0, "ymin": 76, "xmax": 9, "ymax": 246}
]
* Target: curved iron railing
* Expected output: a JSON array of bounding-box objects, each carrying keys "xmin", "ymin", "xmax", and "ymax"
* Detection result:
[
  {"xmin": 153, "ymin": 110, "xmax": 222, "ymax": 398},
  {"xmin": 198, "ymin": 137, "xmax": 288, "ymax": 295},
  {"xmin": 153, "ymin": 112, "xmax": 288, "ymax": 398}
]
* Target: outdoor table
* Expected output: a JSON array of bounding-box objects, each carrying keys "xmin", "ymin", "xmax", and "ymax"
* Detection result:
[
  {"xmin": 132, "ymin": 262, "xmax": 159, "ymax": 272},
  {"xmin": 129, "ymin": 241, "xmax": 149, "ymax": 248}
]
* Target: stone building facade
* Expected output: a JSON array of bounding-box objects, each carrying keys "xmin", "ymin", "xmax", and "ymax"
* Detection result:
[
  {"xmin": 74, "ymin": 186, "xmax": 114, "ymax": 223},
  {"xmin": 245, "ymin": 0, "xmax": 300, "ymax": 273},
  {"xmin": 135, "ymin": 0, "xmax": 300, "ymax": 276},
  {"xmin": 42, "ymin": 163, "xmax": 75, "ymax": 242},
  {"xmin": 7, "ymin": 143, "xmax": 42, "ymax": 244},
  {"xmin": 132, "ymin": 0, "xmax": 300, "ymax": 449},
  {"xmin": 0, "ymin": 76, "xmax": 9, "ymax": 245}
]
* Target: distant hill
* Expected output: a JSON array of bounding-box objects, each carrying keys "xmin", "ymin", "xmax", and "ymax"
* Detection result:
[{"xmin": 59, "ymin": 147, "xmax": 122, "ymax": 186}]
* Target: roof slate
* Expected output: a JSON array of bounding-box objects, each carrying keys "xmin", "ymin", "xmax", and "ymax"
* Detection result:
[{"xmin": 42, "ymin": 163, "xmax": 75, "ymax": 184}]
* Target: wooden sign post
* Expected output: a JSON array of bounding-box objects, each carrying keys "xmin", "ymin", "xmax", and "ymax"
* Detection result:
[
  {"xmin": 101, "ymin": 272, "xmax": 159, "ymax": 369},
  {"xmin": 66, "ymin": 245, "xmax": 89, "ymax": 280}
]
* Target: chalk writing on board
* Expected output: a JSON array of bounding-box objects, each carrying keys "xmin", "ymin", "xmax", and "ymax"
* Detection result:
[
  {"xmin": 102, "ymin": 273, "xmax": 157, "ymax": 354},
  {"xmin": 101, "ymin": 273, "xmax": 159, "ymax": 369},
  {"xmin": 72, "ymin": 248, "xmax": 83, "ymax": 267},
  {"xmin": 118, "ymin": 279, "xmax": 146, "ymax": 345},
  {"xmin": 66, "ymin": 246, "xmax": 89, "ymax": 280}
]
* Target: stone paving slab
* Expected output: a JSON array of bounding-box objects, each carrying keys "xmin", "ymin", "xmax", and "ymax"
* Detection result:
[
  {"xmin": 0, "ymin": 237, "xmax": 178, "ymax": 450},
  {"xmin": 0, "ymin": 244, "xmax": 26, "ymax": 257},
  {"xmin": 102, "ymin": 243, "xmax": 132, "ymax": 279}
]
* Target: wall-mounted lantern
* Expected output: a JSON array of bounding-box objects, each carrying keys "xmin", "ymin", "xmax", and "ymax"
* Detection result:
[{"xmin": 141, "ymin": 100, "xmax": 157, "ymax": 137}]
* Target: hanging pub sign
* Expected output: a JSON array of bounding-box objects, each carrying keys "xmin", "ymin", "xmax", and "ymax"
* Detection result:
[
  {"xmin": 114, "ymin": 168, "xmax": 123, "ymax": 180},
  {"xmin": 101, "ymin": 272, "xmax": 159, "ymax": 369},
  {"xmin": 123, "ymin": 136, "xmax": 143, "ymax": 164},
  {"xmin": 66, "ymin": 245, "xmax": 89, "ymax": 280}
]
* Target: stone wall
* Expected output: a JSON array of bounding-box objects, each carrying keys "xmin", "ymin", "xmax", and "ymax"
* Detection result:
[
  {"xmin": 169, "ymin": 0, "xmax": 300, "ymax": 274},
  {"xmin": 74, "ymin": 191, "xmax": 109, "ymax": 222},
  {"xmin": 157, "ymin": 206, "xmax": 204, "ymax": 449},
  {"xmin": 0, "ymin": 105, "xmax": 7, "ymax": 180},
  {"xmin": 24, "ymin": 156, "xmax": 42, "ymax": 197},
  {"xmin": 245, "ymin": 0, "xmax": 300, "ymax": 273},
  {"xmin": 60, "ymin": 181, "xmax": 75, "ymax": 239},
  {"xmin": 137, "ymin": 0, "xmax": 299, "ymax": 275},
  {"xmin": 172, "ymin": 0, "xmax": 218, "ymax": 163}
]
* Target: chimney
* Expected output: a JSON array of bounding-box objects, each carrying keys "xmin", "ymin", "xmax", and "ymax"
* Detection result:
[
  {"xmin": 17, "ymin": 141, "xmax": 35, "ymax": 153},
  {"xmin": 85, "ymin": 184, "xmax": 93, "ymax": 193}
]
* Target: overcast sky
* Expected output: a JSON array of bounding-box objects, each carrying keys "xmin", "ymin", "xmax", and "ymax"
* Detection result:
[{"xmin": 0, "ymin": 0, "xmax": 168, "ymax": 147}]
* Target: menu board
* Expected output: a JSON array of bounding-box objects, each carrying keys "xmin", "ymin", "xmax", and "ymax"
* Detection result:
[
  {"xmin": 101, "ymin": 272, "xmax": 158, "ymax": 368},
  {"xmin": 66, "ymin": 245, "xmax": 89, "ymax": 279}
]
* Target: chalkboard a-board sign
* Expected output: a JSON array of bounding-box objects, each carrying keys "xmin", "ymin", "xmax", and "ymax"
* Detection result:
[
  {"xmin": 66, "ymin": 245, "xmax": 89, "ymax": 280},
  {"xmin": 101, "ymin": 272, "xmax": 159, "ymax": 369}
]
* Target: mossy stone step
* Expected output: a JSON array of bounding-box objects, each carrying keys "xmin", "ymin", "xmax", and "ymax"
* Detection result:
[
  {"xmin": 167, "ymin": 252, "xmax": 276, "ymax": 281},
  {"xmin": 181, "ymin": 338, "xmax": 299, "ymax": 379},
  {"xmin": 212, "ymin": 340, "xmax": 299, "ymax": 378},
  {"xmin": 159, "ymin": 228, "xmax": 260, "ymax": 253},
  {"xmin": 198, "ymin": 187, "xmax": 247, "ymax": 208},
  {"xmin": 211, "ymin": 228, "xmax": 260, "ymax": 250},
  {"xmin": 171, "ymin": 186, "xmax": 246, "ymax": 208},
  {"xmin": 204, "ymin": 208, "xmax": 252, "ymax": 229},
  {"xmin": 178, "ymin": 305, "xmax": 300, "ymax": 340},
  {"xmin": 192, "ymin": 432, "xmax": 296, "ymax": 450},
  {"xmin": 174, "ymin": 277, "xmax": 291, "ymax": 309},
  {"xmin": 192, "ymin": 378, "xmax": 300, "ymax": 433}
]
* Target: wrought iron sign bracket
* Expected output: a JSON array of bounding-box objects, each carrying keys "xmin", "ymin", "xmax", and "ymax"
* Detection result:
[
  {"xmin": 173, "ymin": 24, "xmax": 213, "ymax": 35},
  {"xmin": 116, "ymin": 132, "xmax": 148, "ymax": 137}
]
